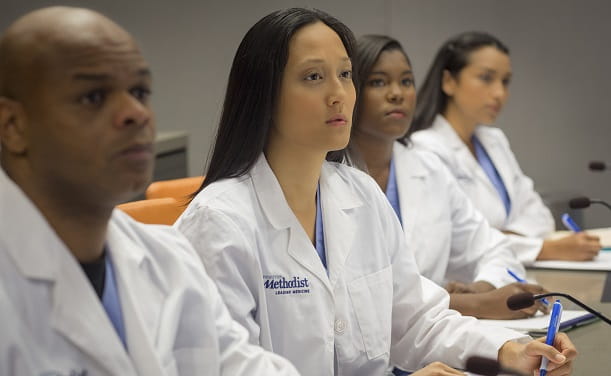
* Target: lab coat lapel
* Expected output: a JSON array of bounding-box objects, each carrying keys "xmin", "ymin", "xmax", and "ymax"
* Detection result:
[
  {"xmin": 251, "ymin": 155, "xmax": 333, "ymax": 294},
  {"xmin": 435, "ymin": 117, "xmax": 499, "ymax": 198},
  {"xmin": 106, "ymin": 216, "xmax": 167, "ymax": 376},
  {"xmin": 0, "ymin": 171, "xmax": 135, "ymax": 375},
  {"xmin": 393, "ymin": 143, "xmax": 425, "ymax": 244},
  {"xmin": 475, "ymin": 127, "xmax": 516, "ymax": 202},
  {"xmin": 319, "ymin": 162, "xmax": 361, "ymax": 288},
  {"xmin": 49, "ymin": 256, "xmax": 136, "ymax": 375}
]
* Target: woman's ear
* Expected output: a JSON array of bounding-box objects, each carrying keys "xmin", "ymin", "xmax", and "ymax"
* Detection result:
[
  {"xmin": 441, "ymin": 69, "xmax": 456, "ymax": 97},
  {"xmin": 0, "ymin": 97, "xmax": 28, "ymax": 155}
]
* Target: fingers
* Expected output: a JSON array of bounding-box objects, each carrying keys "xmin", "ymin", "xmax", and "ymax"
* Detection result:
[
  {"xmin": 445, "ymin": 281, "xmax": 472, "ymax": 294},
  {"xmin": 582, "ymin": 233, "xmax": 600, "ymax": 243},
  {"xmin": 527, "ymin": 334, "xmax": 577, "ymax": 368},
  {"xmin": 546, "ymin": 360, "xmax": 573, "ymax": 376},
  {"xmin": 519, "ymin": 283, "xmax": 547, "ymax": 295},
  {"xmin": 536, "ymin": 300, "xmax": 550, "ymax": 315},
  {"xmin": 553, "ymin": 333, "xmax": 578, "ymax": 360}
]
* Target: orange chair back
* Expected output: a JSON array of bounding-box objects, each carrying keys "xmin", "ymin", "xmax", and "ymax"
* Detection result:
[
  {"xmin": 117, "ymin": 197, "xmax": 187, "ymax": 225},
  {"xmin": 145, "ymin": 176, "xmax": 204, "ymax": 202}
]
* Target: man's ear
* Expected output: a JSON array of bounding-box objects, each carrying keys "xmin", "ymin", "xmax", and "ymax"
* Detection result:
[
  {"xmin": 0, "ymin": 97, "xmax": 28, "ymax": 155},
  {"xmin": 441, "ymin": 69, "xmax": 456, "ymax": 97}
]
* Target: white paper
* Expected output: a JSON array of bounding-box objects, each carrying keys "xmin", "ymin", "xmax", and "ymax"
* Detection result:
[
  {"xmin": 478, "ymin": 310, "xmax": 592, "ymax": 332},
  {"xmin": 527, "ymin": 251, "xmax": 611, "ymax": 271}
]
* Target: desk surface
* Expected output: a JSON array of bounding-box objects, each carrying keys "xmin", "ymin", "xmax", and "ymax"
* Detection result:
[{"xmin": 526, "ymin": 268, "xmax": 611, "ymax": 374}]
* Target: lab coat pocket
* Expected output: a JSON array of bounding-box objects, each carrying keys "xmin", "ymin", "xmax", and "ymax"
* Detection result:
[
  {"xmin": 348, "ymin": 266, "xmax": 393, "ymax": 359},
  {"xmin": 163, "ymin": 347, "xmax": 218, "ymax": 376}
]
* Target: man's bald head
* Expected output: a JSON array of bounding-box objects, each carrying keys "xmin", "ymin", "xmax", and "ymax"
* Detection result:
[
  {"xmin": 0, "ymin": 6, "xmax": 154, "ymax": 208},
  {"xmin": 0, "ymin": 6, "xmax": 138, "ymax": 100}
]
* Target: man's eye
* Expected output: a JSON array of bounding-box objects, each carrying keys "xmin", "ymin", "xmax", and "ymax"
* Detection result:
[
  {"xmin": 131, "ymin": 86, "xmax": 151, "ymax": 102},
  {"xmin": 79, "ymin": 90, "xmax": 105, "ymax": 105}
]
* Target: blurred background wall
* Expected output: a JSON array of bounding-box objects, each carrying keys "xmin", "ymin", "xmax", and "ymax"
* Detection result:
[{"xmin": 2, "ymin": 0, "xmax": 609, "ymax": 228}]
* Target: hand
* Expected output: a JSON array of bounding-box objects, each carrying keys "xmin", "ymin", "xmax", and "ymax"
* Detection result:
[
  {"xmin": 498, "ymin": 333, "xmax": 577, "ymax": 375},
  {"xmin": 445, "ymin": 281, "xmax": 495, "ymax": 294},
  {"xmin": 450, "ymin": 282, "xmax": 549, "ymax": 319},
  {"xmin": 540, "ymin": 233, "xmax": 601, "ymax": 261},
  {"xmin": 410, "ymin": 361, "xmax": 466, "ymax": 375},
  {"xmin": 480, "ymin": 282, "xmax": 549, "ymax": 319}
]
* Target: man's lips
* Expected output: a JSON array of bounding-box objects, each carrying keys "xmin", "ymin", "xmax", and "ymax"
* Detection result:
[{"xmin": 118, "ymin": 143, "xmax": 154, "ymax": 160}]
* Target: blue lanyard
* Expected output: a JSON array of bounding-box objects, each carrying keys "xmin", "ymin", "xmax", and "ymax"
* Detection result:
[
  {"xmin": 102, "ymin": 255, "xmax": 127, "ymax": 349},
  {"xmin": 385, "ymin": 158, "xmax": 402, "ymax": 226},
  {"xmin": 472, "ymin": 135, "xmax": 511, "ymax": 216},
  {"xmin": 315, "ymin": 183, "xmax": 327, "ymax": 269}
]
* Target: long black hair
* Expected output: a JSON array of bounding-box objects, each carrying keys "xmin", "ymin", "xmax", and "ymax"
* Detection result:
[
  {"xmin": 194, "ymin": 8, "xmax": 356, "ymax": 195},
  {"xmin": 352, "ymin": 34, "xmax": 412, "ymax": 146},
  {"xmin": 410, "ymin": 31, "xmax": 509, "ymax": 136}
]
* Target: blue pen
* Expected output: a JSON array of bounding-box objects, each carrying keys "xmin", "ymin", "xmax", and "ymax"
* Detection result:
[
  {"xmin": 539, "ymin": 300, "xmax": 563, "ymax": 376},
  {"xmin": 506, "ymin": 268, "xmax": 549, "ymax": 305},
  {"xmin": 561, "ymin": 213, "xmax": 581, "ymax": 232}
]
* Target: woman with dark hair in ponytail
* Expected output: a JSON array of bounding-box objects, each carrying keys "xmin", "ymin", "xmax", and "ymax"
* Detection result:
[
  {"xmin": 349, "ymin": 33, "xmax": 548, "ymax": 321},
  {"xmin": 411, "ymin": 31, "xmax": 601, "ymax": 263},
  {"xmin": 176, "ymin": 12, "xmax": 576, "ymax": 376}
]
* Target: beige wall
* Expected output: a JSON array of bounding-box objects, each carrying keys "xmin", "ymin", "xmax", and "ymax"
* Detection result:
[{"xmin": 2, "ymin": 0, "xmax": 609, "ymax": 227}]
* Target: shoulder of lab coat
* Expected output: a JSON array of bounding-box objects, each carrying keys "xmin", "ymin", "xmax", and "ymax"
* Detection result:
[
  {"xmin": 0, "ymin": 167, "xmax": 298, "ymax": 376},
  {"xmin": 393, "ymin": 143, "xmax": 524, "ymax": 287}
]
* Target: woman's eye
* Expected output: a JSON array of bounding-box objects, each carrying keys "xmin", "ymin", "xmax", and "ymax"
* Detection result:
[
  {"xmin": 79, "ymin": 89, "xmax": 106, "ymax": 106},
  {"xmin": 340, "ymin": 70, "xmax": 352, "ymax": 79},
  {"xmin": 368, "ymin": 79, "xmax": 385, "ymax": 87},
  {"xmin": 305, "ymin": 72, "xmax": 323, "ymax": 81},
  {"xmin": 479, "ymin": 74, "xmax": 493, "ymax": 83},
  {"xmin": 130, "ymin": 86, "xmax": 152, "ymax": 102},
  {"xmin": 502, "ymin": 78, "xmax": 511, "ymax": 87},
  {"xmin": 402, "ymin": 78, "xmax": 414, "ymax": 87}
]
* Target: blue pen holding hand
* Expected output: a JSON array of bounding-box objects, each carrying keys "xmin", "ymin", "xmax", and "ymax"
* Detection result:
[{"xmin": 540, "ymin": 300, "xmax": 563, "ymax": 376}]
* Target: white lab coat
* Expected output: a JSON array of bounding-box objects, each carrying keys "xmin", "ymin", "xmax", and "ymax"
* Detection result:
[
  {"xmin": 393, "ymin": 142, "xmax": 525, "ymax": 287},
  {"xmin": 0, "ymin": 168, "xmax": 299, "ymax": 376},
  {"xmin": 412, "ymin": 115, "xmax": 555, "ymax": 263},
  {"xmin": 175, "ymin": 154, "xmax": 526, "ymax": 376}
]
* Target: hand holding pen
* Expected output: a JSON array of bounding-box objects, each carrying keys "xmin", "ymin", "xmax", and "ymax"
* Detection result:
[
  {"xmin": 539, "ymin": 300, "xmax": 563, "ymax": 376},
  {"xmin": 540, "ymin": 214, "xmax": 601, "ymax": 261}
]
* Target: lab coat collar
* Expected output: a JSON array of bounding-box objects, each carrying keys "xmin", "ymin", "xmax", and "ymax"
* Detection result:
[
  {"xmin": 250, "ymin": 153, "xmax": 363, "ymax": 228},
  {"xmin": 251, "ymin": 154, "xmax": 295, "ymax": 230},
  {"xmin": 392, "ymin": 142, "xmax": 425, "ymax": 242},
  {"xmin": 432, "ymin": 115, "xmax": 500, "ymax": 196},
  {"xmin": 0, "ymin": 167, "xmax": 62, "ymax": 281},
  {"xmin": 319, "ymin": 161, "xmax": 361, "ymax": 287},
  {"xmin": 250, "ymin": 154, "xmax": 362, "ymax": 290},
  {"xmin": 0, "ymin": 168, "xmax": 137, "ymax": 374},
  {"xmin": 106, "ymin": 214, "xmax": 167, "ymax": 376}
]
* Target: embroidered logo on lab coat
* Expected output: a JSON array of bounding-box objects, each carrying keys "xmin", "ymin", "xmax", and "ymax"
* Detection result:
[{"xmin": 263, "ymin": 275, "xmax": 310, "ymax": 295}]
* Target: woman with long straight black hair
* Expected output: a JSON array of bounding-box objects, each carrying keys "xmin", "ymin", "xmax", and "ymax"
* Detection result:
[
  {"xmin": 176, "ymin": 9, "xmax": 576, "ymax": 376},
  {"xmin": 411, "ymin": 31, "xmax": 601, "ymax": 263}
]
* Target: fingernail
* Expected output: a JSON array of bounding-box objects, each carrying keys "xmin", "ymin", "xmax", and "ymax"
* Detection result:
[{"xmin": 555, "ymin": 354, "xmax": 566, "ymax": 362}]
